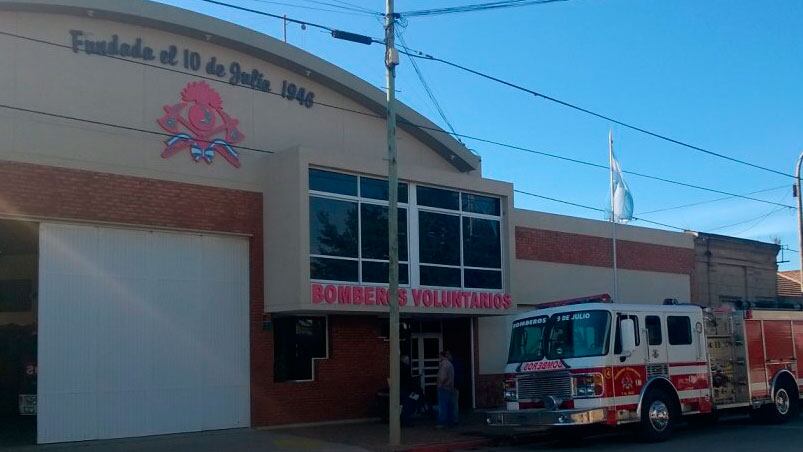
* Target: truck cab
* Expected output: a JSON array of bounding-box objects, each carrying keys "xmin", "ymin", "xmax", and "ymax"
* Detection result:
[{"xmin": 488, "ymin": 301, "xmax": 709, "ymax": 441}]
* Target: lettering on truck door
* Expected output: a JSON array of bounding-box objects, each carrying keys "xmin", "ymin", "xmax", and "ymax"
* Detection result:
[{"xmin": 612, "ymin": 313, "xmax": 645, "ymax": 421}]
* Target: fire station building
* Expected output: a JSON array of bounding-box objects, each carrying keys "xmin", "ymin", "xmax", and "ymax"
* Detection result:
[{"xmin": 0, "ymin": 0, "xmax": 696, "ymax": 444}]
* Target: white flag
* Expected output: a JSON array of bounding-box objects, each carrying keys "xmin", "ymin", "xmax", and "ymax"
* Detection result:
[{"xmin": 609, "ymin": 133, "xmax": 634, "ymax": 223}]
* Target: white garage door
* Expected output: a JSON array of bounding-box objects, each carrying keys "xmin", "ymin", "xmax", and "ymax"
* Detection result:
[{"xmin": 37, "ymin": 223, "xmax": 250, "ymax": 443}]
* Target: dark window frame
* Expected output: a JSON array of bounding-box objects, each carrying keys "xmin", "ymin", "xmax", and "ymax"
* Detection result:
[
  {"xmin": 309, "ymin": 168, "xmax": 410, "ymax": 285},
  {"xmin": 308, "ymin": 170, "xmax": 504, "ymax": 291},
  {"xmin": 417, "ymin": 185, "xmax": 503, "ymax": 290},
  {"xmin": 667, "ymin": 316, "xmax": 693, "ymax": 346},
  {"xmin": 645, "ymin": 315, "xmax": 663, "ymax": 346},
  {"xmin": 273, "ymin": 316, "xmax": 328, "ymax": 382}
]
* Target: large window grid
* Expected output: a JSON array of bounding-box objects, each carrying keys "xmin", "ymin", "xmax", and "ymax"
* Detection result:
[
  {"xmin": 309, "ymin": 168, "xmax": 504, "ymax": 291},
  {"xmin": 416, "ymin": 185, "xmax": 503, "ymax": 290},
  {"xmin": 309, "ymin": 169, "xmax": 410, "ymax": 285}
]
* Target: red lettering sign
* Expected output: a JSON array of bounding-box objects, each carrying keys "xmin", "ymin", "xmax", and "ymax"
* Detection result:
[
  {"xmin": 520, "ymin": 360, "xmax": 567, "ymax": 372},
  {"xmin": 309, "ymin": 283, "xmax": 512, "ymax": 311}
]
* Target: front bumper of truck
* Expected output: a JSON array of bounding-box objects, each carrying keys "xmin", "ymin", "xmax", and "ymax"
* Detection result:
[{"xmin": 486, "ymin": 407, "xmax": 607, "ymax": 427}]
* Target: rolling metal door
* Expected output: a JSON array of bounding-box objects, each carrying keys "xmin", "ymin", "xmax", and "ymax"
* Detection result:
[{"xmin": 37, "ymin": 223, "xmax": 250, "ymax": 443}]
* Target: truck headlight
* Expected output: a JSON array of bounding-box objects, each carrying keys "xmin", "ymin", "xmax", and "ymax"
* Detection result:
[
  {"xmin": 503, "ymin": 373, "xmax": 517, "ymax": 402},
  {"xmin": 572, "ymin": 373, "xmax": 604, "ymax": 398}
]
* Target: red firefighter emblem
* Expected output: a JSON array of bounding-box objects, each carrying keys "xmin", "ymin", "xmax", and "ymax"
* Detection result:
[{"xmin": 157, "ymin": 81, "xmax": 244, "ymax": 168}]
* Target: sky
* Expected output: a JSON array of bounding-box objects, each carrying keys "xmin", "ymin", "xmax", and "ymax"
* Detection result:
[{"xmin": 156, "ymin": 0, "xmax": 803, "ymax": 269}]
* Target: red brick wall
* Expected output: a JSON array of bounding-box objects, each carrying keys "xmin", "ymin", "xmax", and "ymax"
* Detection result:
[
  {"xmin": 515, "ymin": 226, "xmax": 694, "ymax": 275},
  {"xmin": 252, "ymin": 315, "xmax": 389, "ymax": 425},
  {"xmin": 0, "ymin": 160, "xmax": 261, "ymax": 234}
]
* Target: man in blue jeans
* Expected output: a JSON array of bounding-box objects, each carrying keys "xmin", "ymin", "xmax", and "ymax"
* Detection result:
[{"xmin": 436, "ymin": 350, "xmax": 455, "ymax": 427}]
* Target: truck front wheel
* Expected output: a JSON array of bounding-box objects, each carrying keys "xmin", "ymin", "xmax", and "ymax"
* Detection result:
[
  {"xmin": 639, "ymin": 389, "xmax": 676, "ymax": 442},
  {"xmin": 766, "ymin": 382, "xmax": 799, "ymax": 424}
]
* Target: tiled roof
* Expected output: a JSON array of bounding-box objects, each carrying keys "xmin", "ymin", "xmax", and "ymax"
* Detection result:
[{"xmin": 778, "ymin": 271, "xmax": 801, "ymax": 297}]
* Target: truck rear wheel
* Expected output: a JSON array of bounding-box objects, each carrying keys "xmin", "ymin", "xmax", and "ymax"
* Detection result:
[{"xmin": 639, "ymin": 389, "xmax": 676, "ymax": 442}]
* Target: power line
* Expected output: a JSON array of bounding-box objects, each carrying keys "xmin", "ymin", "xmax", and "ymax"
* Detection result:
[
  {"xmin": 0, "ymin": 103, "xmax": 275, "ymax": 156},
  {"xmin": 513, "ymin": 189, "xmax": 688, "ymax": 231},
  {"xmin": 301, "ymin": 0, "xmax": 380, "ymax": 14},
  {"xmin": 199, "ymin": 0, "xmax": 385, "ymax": 42},
  {"xmin": 397, "ymin": 30, "xmax": 462, "ymax": 142},
  {"xmin": 406, "ymin": 121, "xmax": 794, "ymax": 209},
  {"xmin": 198, "ymin": 0, "xmax": 337, "ymax": 31},
  {"xmin": 399, "ymin": 0, "xmax": 572, "ymax": 17},
  {"xmin": 397, "ymin": 48, "xmax": 794, "ymax": 179},
  {"xmin": 246, "ymin": 0, "xmax": 380, "ymax": 16},
  {"xmin": 0, "ymin": 29, "xmax": 794, "ymax": 210},
  {"xmin": 190, "ymin": 2, "xmax": 795, "ymax": 181},
  {"xmin": 637, "ymin": 185, "xmax": 789, "ymax": 215},
  {"xmin": 707, "ymin": 206, "xmax": 789, "ymax": 233}
]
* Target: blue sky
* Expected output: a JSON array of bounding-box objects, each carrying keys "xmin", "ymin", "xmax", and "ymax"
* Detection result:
[{"xmin": 157, "ymin": 0, "xmax": 803, "ymax": 268}]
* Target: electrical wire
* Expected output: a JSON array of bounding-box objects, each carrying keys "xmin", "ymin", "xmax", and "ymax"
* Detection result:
[
  {"xmin": 513, "ymin": 189, "xmax": 688, "ymax": 231},
  {"xmin": 0, "ymin": 29, "xmax": 794, "ymax": 210},
  {"xmin": 0, "ymin": 94, "xmax": 688, "ymax": 232},
  {"xmin": 198, "ymin": 0, "xmax": 337, "ymax": 31},
  {"xmin": 245, "ymin": 0, "xmax": 380, "ymax": 16},
  {"xmin": 302, "ymin": 0, "xmax": 381, "ymax": 14},
  {"xmin": 399, "ymin": 0, "xmax": 572, "ymax": 17},
  {"xmin": 707, "ymin": 206, "xmax": 789, "ymax": 233},
  {"xmin": 0, "ymin": 103, "xmax": 274, "ymax": 156},
  {"xmin": 194, "ymin": 0, "xmax": 795, "ymax": 180},
  {"xmin": 397, "ymin": 48, "xmax": 795, "ymax": 179},
  {"xmin": 396, "ymin": 30, "xmax": 462, "ymax": 143},
  {"xmin": 637, "ymin": 185, "xmax": 789, "ymax": 215}
]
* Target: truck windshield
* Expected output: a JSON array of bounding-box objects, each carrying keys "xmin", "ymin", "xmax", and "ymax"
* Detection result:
[
  {"xmin": 507, "ymin": 310, "xmax": 612, "ymax": 363},
  {"xmin": 507, "ymin": 315, "xmax": 548, "ymax": 363},
  {"xmin": 546, "ymin": 310, "xmax": 611, "ymax": 359}
]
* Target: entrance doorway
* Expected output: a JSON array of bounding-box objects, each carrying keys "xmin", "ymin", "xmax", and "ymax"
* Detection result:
[
  {"xmin": 401, "ymin": 318, "xmax": 473, "ymax": 411},
  {"xmin": 0, "ymin": 220, "xmax": 39, "ymax": 447},
  {"xmin": 410, "ymin": 332, "xmax": 442, "ymax": 406}
]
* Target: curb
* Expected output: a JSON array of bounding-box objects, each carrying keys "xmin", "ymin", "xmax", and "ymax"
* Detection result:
[{"xmin": 399, "ymin": 437, "xmax": 495, "ymax": 452}]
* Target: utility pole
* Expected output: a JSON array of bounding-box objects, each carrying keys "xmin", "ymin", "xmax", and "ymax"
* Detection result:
[
  {"xmin": 795, "ymin": 152, "xmax": 803, "ymax": 293},
  {"xmin": 283, "ymin": 15, "xmax": 287, "ymax": 43},
  {"xmin": 328, "ymin": 6, "xmax": 400, "ymax": 445},
  {"xmin": 384, "ymin": 0, "xmax": 401, "ymax": 446}
]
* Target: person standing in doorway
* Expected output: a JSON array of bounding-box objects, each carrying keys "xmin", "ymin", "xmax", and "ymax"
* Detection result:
[
  {"xmin": 436, "ymin": 350, "xmax": 455, "ymax": 427},
  {"xmin": 447, "ymin": 351, "xmax": 461, "ymax": 424}
]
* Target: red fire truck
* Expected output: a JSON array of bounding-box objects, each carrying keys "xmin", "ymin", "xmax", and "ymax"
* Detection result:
[{"xmin": 487, "ymin": 297, "xmax": 803, "ymax": 441}]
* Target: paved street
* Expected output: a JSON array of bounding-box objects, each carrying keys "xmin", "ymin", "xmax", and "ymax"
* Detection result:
[{"xmin": 470, "ymin": 414, "xmax": 803, "ymax": 451}]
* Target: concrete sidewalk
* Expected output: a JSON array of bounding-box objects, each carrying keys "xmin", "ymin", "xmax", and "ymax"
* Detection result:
[
  {"xmin": 3, "ymin": 411, "xmax": 541, "ymax": 452},
  {"xmin": 3, "ymin": 428, "xmax": 370, "ymax": 452},
  {"xmin": 266, "ymin": 411, "xmax": 539, "ymax": 451}
]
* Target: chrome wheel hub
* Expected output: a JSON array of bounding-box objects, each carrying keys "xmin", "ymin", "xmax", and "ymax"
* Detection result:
[
  {"xmin": 775, "ymin": 388, "xmax": 790, "ymax": 415},
  {"xmin": 648, "ymin": 400, "xmax": 670, "ymax": 432}
]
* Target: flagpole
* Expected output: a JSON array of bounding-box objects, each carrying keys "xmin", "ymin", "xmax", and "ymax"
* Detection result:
[{"xmin": 609, "ymin": 130, "xmax": 619, "ymax": 302}]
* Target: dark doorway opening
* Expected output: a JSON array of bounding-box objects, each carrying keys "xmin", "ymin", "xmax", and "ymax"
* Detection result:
[
  {"xmin": 0, "ymin": 220, "xmax": 38, "ymax": 446},
  {"xmin": 400, "ymin": 318, "xmax": 473, "ymax": 411}
]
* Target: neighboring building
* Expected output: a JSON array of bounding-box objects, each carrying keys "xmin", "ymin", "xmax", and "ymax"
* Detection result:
[
  {"xmin": 0, "ymin": 0, "xmax": 706, "ymax": 444},
  {"xmin": 778, "ymin": 270, "xmax": 802, "ymax": 301},
  {"xmin": 691, "ymin": 232, "xmax": 780, "ymax": 307}
]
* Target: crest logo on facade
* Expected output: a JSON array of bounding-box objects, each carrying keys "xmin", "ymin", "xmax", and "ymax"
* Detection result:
[{"xmin": 157, "ymin": 81, "xmax": 245, "ymax": 168}]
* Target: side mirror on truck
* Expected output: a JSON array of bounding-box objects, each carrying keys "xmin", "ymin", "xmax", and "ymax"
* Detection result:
[{"xmin": 620, "ymin": 318, "xmax": 637, "ymax": 359}]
